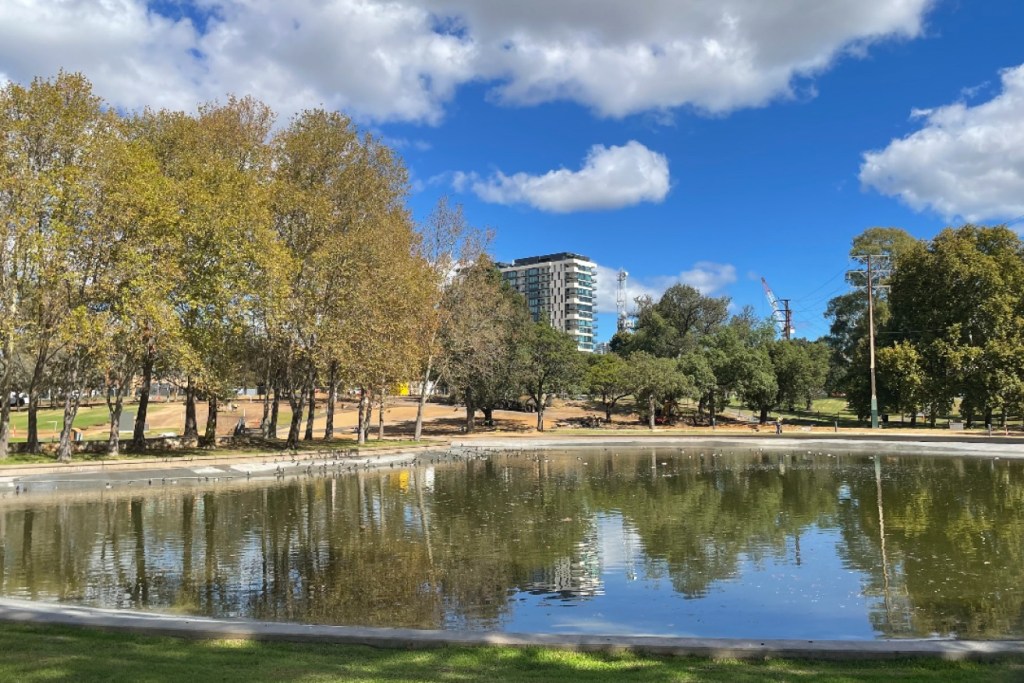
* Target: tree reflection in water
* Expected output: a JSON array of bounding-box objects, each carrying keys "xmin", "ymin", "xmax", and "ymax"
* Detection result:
[{"xmin": 0, "ymin": 448, "xmax": 1022, "ymax": 639}]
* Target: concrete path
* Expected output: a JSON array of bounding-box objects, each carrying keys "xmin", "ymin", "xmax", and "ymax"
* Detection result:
[
  {"xmin": 0, "ymin": 598, "xmax": 1021, "ymax": 661},
  {"xmin": 0, "ymin": 444, "xmax": 452, "ymax": 496}
]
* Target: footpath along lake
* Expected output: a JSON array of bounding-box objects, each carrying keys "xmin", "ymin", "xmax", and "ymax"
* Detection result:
[{"xmin": 0, "ymin": 446, "xmax": 1022, "ymax": 640}]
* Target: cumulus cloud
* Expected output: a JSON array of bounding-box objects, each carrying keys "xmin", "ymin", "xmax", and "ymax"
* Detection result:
[
  {"xmin": 457, "ymin": 141, "xmax": 669, "ymax": 212},
  {"xmin": 860, "ymin": 64, "xmax": 1024, "ymax": 222},
  {"xmin": 0, "ymin": 0, "xmax": 933, "ymax": 123},
  {"xmin": 593, "ymin": 262, "xmax": 737, "ymax": 314}
]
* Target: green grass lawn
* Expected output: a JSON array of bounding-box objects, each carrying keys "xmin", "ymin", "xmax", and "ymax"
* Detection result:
[
  {"xmin": 0, "ymin": 624, "xmax": 1020, "ymax": 683},
  {"xmin": 6, "ymin": 404, "xmax": 115, "ymax": 438}
]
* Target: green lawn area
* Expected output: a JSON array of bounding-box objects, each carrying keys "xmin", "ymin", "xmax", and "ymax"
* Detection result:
[
  {"xmin": 0, "ymin": 624, "xmax": 1020, "ymax": 683},
  {"xmin": 6, "ymin": 404, "xmax": 115, "ymax": 438}
]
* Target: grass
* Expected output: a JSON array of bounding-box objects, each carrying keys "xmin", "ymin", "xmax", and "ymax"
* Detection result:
[
  {"xmin": 6, "ymin": 404, "xmax": 115, "ymax": 438},
  {"xmin": 0, "ymin": 624, "xmax": 1021, "ymax": 683}
]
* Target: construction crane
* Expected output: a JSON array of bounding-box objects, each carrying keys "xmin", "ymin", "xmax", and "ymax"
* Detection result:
[
  {"xmin": 761, "ymin": 277, "xmax": 793, "ymax": 340},
  {"xmin": 616, "ymin": 269, "xmax": 634, "ymax": 332}
]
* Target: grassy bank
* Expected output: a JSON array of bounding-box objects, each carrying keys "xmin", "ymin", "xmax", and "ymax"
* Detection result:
[{"xmin": 0, "ymin": 624, "xmax": 1021, "ymax": 682}]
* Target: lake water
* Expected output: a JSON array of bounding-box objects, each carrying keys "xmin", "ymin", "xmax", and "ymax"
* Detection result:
[{"xmin": 1, "ymin": 446, "xmax": 1022, "ymax": 640}]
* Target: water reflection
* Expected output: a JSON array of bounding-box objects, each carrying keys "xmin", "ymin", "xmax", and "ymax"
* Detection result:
[{"xmin": 1, "ymin": 448, "xmax": 1023, "ymax": 639}]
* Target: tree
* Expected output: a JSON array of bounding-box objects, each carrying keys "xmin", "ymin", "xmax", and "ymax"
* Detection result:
[
  {"xmin": 887, "ymin": 225, "xmax": 1024, "ymax": 427},
  {"xmin": 514, "ymin": 322, "xmax": 584, "ymax": 432},
  {"xmin": 585, "ymin": 353, "xmax": 632, "ymax": 422},
  {"xmin": 877, "ymin": 341, "xmax": 926, "ymax": 425},
  {"xmin": 736, "ymin": 346, "xmax": 779, "ymax": 424},
  {"xmin": 139, "ymin": 99, "xmax": 278, "ymax": 447},
  {"xmin": 411, "ymin": 197, "xmax": 488, "ymax": 441},
  {"xmin": 824, "ymin": 227, "xmax": 916, "ymax": 419},
  {"xmin": 612, "ymin": 284, "xmax": 728, "ymax": 359},
  {"xmin": 771, "ymin": 339, "xmax": 829, "ymax": 412},
  {"xmin": 438, "ymin": 257, "xmax": 527, "ymax": 432},
  {"xmin": 89, "ymin": 118, "xmax": 179, "ymax": 456},
  {"xmin": 628, "ymin": 352, "xmax": 693, "ymax": 429},
  {"xmin": 0, "ymin": 72, "xmax": 109, "ymax": 458},
  {"xmin": 702, "ymin": 311, "xmax": 774, "ymax": 422}
]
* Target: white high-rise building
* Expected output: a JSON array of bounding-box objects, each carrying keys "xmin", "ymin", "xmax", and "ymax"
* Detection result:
[{"xmin": 497, "ymin": 252, "xmax": 597, "ymax": 352}]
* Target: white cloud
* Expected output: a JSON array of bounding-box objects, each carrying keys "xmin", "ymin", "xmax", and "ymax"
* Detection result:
[
  {"xmin": 594, "ymin": 262, "xmax": 737, "ymax": 313},
  {"xmin": 459, "ymin": 141, "xmax": 669, "ymax": 212},
  {"xmin": 860, "ymin": 64, "xmax": 1024, "ymax": 222},
  {"xmin": 0, "ymin": 0, "xmax": 933, "ymax": 123}
]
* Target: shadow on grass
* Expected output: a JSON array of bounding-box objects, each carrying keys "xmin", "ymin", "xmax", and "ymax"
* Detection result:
[{"xmin": 1, "ymin": 624, "xmax": 1021, "ymax": 683}]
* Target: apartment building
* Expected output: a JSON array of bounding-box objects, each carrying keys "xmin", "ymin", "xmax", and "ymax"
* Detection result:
[{"xmin": 497, "ymin": 252, "xmax": 597, "ymax": 352}]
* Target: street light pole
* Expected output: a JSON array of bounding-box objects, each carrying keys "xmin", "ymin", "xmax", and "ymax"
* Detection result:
[{"xmin": 867, "ymin": 255, "xmax": 879, "ymax": 429}]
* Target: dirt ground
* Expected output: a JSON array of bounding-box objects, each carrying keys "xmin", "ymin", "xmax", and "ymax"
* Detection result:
[
  {"xmin": 52, "ymin": 395, "xmax": 986, "ymax": 442},
  {"xmin": 59, "ymin": 396, "xmax": 611, "ymax": 442}
]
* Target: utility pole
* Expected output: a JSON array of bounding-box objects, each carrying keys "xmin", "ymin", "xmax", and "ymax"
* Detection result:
[
  {"xmin": 851, "ymin": 253, "xmax": 889, "ymax": 429},
  {"xmin": 781, "ymin": 299, "xmax": 793, "ymax": 340},
  {"xmin": 867, "ymin": 255, "xmax": 879, "ymax": 429}
]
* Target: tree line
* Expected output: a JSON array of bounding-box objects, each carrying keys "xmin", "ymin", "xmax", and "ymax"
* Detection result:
[
  {"xmin": 5, "ymin": 73, "xmax": 1018, "ymax": 464},
  {"xmin": 826, "ymin": 225, "xmax": 1024, "ymax": 427},
  {"xmin": 601, "ymin": 286, "xmax": 830, "ymax": 426},
  {"xmin": 0, "ymin": 72, "xmax": 591, "ymax": 462}
]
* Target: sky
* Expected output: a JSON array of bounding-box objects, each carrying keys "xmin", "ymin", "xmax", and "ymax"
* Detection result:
[{"xmin": 3, "ymin": 1, "xmax": 1024, "ymax": 342}]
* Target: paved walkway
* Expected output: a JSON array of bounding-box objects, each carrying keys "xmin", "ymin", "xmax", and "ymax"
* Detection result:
[{"xmin": 1, "ymin": 598, "xmax": 1022, "ymax": 661}]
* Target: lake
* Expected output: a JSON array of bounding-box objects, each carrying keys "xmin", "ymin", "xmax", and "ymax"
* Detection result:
[{"xmin": 1, "ymin": 446, "xmax": 1021, "ymax": 639}]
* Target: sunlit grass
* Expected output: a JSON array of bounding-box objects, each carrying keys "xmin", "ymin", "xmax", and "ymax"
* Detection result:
[{"xmin": 0, "ymin": 624, "xmax": 1020, "ymax": 682}]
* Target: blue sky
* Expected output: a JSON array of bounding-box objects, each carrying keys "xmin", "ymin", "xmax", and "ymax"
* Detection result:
[{"xmin": 3, "ymin": 1, "xmax": 1024, "ymax": 341}]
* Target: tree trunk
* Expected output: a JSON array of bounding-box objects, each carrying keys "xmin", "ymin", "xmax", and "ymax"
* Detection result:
[
  {"xmin": 303, "ymin": 384, "xmax": 315, "ymax": 441},
  {"xmin": 357, "ymin": 388, "xmax": 367, "ymax": 445},
  {"xmin": 708, "ymin": 391, "xmax": 717, "ymax": 423},
  {"xmin": 759, "ymin": 406, "xmax": 769, "ymax": 424},
  {"xmin": 132, "ymin": 350, "xmax": 154, "ymax": 450},
  {"xmin": 465, "ymin": 404, "xmax": 476, "ymax": 433},
  {"xmin": 413, "ymin": 358, "xmax": 433, "ymax": 442},
  {"xmin": 377, "ymin": 386, "xmax": 386, "ymax": 440},
  {"xmin": 260, "ymin": 361, "xmax": 272, "ymax": 437},
  {"xmin": 26, "ymin": 394, "xmax": 40, "ymax": 451},
  {"xmin": 0, "ymin": 332, "xmax": 13, "ymax": 459},
  {"xmin": 605, "ymin": 404, "xmax": 613, "ymax": 423},
  {"xmin": 56, "ymin": 366, "xmax": 82, "ymax": 463},
  {"xmin": 648, "ymin": 395, "xmax": 656, "ymax": 430},
  {"xmin": 482, "ymin": 406, "xmax": 494, "ymax": 425},
  {"xmin": 107, "ymin": 391, "xmax": 125, "ymax": 457},
  {"xmin": 183, "ymin": 377, "xmax": 199, "ymax": 444},
  {"xmin": 910, "ymin": 411, "xmax": 917, "ymax": 427},
  {"xmin": 536, "ymin": 395, "xmax": 545, "ymax": 432},
  {"xmin": 286, "ymin": 389, "xmax": 306, "ymax": 449},
  {"xmin": 268, "ymin": 386, "xmax": 279, "ymax": 439},
  {"xmin": 203, "ymin": 395, "xmax": 218, "ymax": 447},
  {"xmin": 25, "ymin": 342, "xmax": 48, "ymax": 452},
  {"xmin": 324, "ymin": 362, "xmax": 337, "ymax": 441},
  {"xmin": 363, "ymin": 394, "xmax": 373, "ymax": 442}
]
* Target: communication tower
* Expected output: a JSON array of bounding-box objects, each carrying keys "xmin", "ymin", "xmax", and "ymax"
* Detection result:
[{"xmin": 616, "ymin": 269, "xmax": 634, "ymax": 332}]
